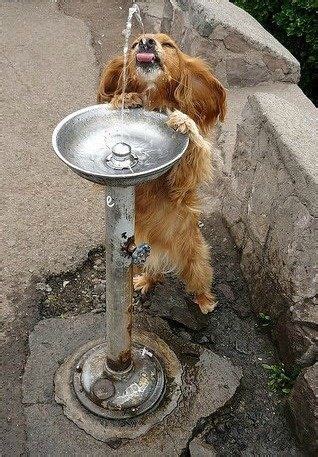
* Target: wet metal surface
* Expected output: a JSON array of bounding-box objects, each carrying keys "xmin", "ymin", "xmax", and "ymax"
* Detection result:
[
  {"xmin": 55, "ymin": 328, "xmax": 184, "ymax": 441},
  {"xmin": 52, "ymin": 104, "xmax": 189, "ymax": 186},
  {"xmin": 74, "ymin": 342, "xmax": 165, "ymax": 419},
  {"xmin": 52, "ymin": 105, "xmax": 189, "ymax": 423},
  {"xmin": 106, "ymin": 142, "xmax": 138, "ymax": 170},
  {"xmin": 104, "ymin": 186, "xmax": 134, "ymax": 372}
]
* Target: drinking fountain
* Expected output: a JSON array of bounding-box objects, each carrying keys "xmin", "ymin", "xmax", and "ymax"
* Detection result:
[{"xmin": 52, "ymin": 104, "xmax": 189, "ymax": 425}]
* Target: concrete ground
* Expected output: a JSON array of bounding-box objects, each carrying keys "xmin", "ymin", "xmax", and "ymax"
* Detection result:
[
  {"xmin": 22, "ymin": 312, "xmax": 241, "ymax": 455},
  {"xmin": 1, "ymin": 1, "xmax": 127, "ymax": 454},
  {"xmin": 1, "ymin": 1, "xmax": 304, "ymax": 456},
  {"xmin": 32, "ymin": 215, "xmax": 304, "ymax": 456}
]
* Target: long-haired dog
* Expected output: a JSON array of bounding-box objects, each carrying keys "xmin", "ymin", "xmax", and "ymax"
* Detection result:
[{"xmin": 98, "ymin": 33, "xmax": 226, "ymax": 313}]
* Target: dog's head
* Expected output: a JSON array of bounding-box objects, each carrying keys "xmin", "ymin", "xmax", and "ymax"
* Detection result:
[
  {"xmin": 98, "ymin": 33, "xmax": 226, "ymax": 131},
  {"xmin": 130, "ymin": 33, "xmax": 182, "ymax": 83}
]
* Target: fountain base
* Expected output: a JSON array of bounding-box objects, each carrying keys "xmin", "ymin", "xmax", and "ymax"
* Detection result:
[
  {"xmin": 23, "ymin": 312, "xmax": 241, "ymax": 451},
  {"xmin": 73, "ymin": 343, "xmax": 165, "ymax": 419},
  {"xmin": 54, "ymin": 326, "xmax": 183, "ymax": 440}
]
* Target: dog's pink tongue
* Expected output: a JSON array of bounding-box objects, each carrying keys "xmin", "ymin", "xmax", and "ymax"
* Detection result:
[{"xmin": 136, "ymin": 52, "xmax": 155, "ymax": 63}]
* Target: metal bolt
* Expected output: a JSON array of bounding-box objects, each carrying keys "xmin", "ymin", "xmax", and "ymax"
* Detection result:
[
  {"xmin": 92, "ymin": 378, "xmax": 115, "ymax": 400},
  {"xmin": 131, "ymin": 243, "xmax": 151, "ymax": 265},
  {"xmin": 142, "ymin": 347, "xmax": 153, "ymax": 358}
]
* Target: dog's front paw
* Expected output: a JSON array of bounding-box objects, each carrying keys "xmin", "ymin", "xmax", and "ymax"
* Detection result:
[
  {"xmin": 166, "ymin": 110, "xmax": 199, "ymax": 136},
  {"xmin": 194, "ymin": 292, "xmax": 218, "ymax": 314},
  {"xmin": 111, "ymin": 92, "xmax": 143, "ymax": 109}
]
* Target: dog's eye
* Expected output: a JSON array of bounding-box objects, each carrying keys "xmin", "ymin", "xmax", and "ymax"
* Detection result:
[{"xmin": 162, "ymin": 42, "xmax": 174, "ymax": 48}]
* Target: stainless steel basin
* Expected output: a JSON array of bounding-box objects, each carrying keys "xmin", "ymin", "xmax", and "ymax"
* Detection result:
[{"xmin": 52, "ymin": 104, "xmax": 189, "ymax": 186}]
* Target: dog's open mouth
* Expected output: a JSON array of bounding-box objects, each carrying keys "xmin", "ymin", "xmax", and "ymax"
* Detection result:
[
  {"xmin": 136, "ymin": 52, "xmax": 161, "ymax": 72},
  {"xmin": 136, "ymin": 52, "xmax": 156, "ymax": 63}
]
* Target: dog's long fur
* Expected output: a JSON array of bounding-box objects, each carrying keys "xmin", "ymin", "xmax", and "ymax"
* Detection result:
[{"xmin": 98, "ymin": 33, "xmax": 226, "ymax": 313}]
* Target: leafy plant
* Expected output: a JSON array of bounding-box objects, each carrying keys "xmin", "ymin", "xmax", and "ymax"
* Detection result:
[
  {"xmin": 233, "ymin": 0, "xmax": 318, "ymax": 105},
  {"xmin": 257, "ymin": 312, "xmax": 273, "ymax": 328},
  {"xmin": 262, "ymin": 363, "xmax": 300, "ymax": 395}
]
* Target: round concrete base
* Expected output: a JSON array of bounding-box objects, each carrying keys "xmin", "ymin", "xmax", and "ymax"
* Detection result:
[{"xmin": 55, "ymin": 330, "xmax": 183, "ymax": 441}]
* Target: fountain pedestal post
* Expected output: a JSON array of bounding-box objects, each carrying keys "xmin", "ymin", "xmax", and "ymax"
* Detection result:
[
  {"xmin": 73, "ymin": 164, "xmax": 166, "ymax": 419},
  {"xmin": 104, "ymin": 185, "xmax": 134, "ymax": 373}
]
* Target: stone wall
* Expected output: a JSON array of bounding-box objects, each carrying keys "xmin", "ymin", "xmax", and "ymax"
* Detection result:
[
  {"xmin": 140, "ymin": 0, "xmax": 317, "ymax": 452},
  {"xmin": 165, "ymin": 0, "xmax": 299, "ymax": 86},
  {"xmin": 223, "ymin": 93, "xmax": 317, "ymax": 366}
]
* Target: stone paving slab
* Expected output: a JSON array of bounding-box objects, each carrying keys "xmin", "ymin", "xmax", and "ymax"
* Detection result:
[
  {"xmin": 1, "ymin": 0, "xmax": 100, "ymax": 339},
  {"xmin": 1, "ymin": 1, "xmax": 102, "ymax": 452},
  {"xmin": 23, "ymin": 312, "xmax": 242, "ymax": 456}
]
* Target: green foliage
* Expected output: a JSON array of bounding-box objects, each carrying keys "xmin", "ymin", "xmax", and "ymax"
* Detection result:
[
  {"xmin": 262, "ymin": 363, "xmax": 300, "ymax": 395},
  {"xmin": 257, "ymin": 312, "xmax": 273, "ymax": 329},
  {"xmin": 233, "ymin": 0, "xmax": 318, "ymax": 105}
]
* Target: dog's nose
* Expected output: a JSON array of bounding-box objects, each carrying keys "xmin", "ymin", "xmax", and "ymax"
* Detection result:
[{"xmin": 138, "ymin": 37, "xmax": 156, "ymax": 52}]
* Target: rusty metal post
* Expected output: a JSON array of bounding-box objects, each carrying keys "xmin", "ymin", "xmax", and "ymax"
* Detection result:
[{"xmin": 104, "ymin": 185, "xmax": 135, "ymax": 372}]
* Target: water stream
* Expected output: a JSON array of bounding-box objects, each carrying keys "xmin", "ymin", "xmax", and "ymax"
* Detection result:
[
  {"xmin": 120, "ymin": 2, "xmax": 144, "ymax": 141},
  {"xmin": 103, "ymin": 2, "xmax": 145, "ymax": 173}
]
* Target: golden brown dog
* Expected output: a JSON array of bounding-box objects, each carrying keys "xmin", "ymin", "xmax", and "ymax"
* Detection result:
[{"xmin": 98, "ymin": 33, "xmax": 226, "ymax": 313}]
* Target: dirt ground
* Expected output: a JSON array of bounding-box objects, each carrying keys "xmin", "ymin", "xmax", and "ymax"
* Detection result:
[{"xmin": 37, "ymin": 214, "xmax": 303, "ymax": 456}]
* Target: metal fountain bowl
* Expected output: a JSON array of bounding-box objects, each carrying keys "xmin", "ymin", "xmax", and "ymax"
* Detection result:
[{"xmin": 52, "ymin": 104, "xmax": 189, "ymax": 187}]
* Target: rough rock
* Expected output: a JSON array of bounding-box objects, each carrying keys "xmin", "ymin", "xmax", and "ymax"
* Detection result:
[
  {"xmin": 161, "ymin": 0, "xmax": 174, "ymax": 33},
  {"xmin": 189, "ymin": 434, "xmax": 217, "ymax": 456},
  {"xmin": 169, "ymin": 2, "xmax": 190, "ymax": 45},
  {"xmin": 223, "ymin": 92, "xmax": 318, "ymax": 365},
  {"xmin": 289, "ymin": 363, "xmax": 318, "ymax": 454},
  {"xmin": 226, "ymin": 55, "xmax": 271, "ymax": 86},
  {"xmin": 146, "ymin": 279, "xmax": 208, "ymax": 331},
  {"xmin": 217, "ymin": 283, "xmax": 235, "ymax": 302},
  {"xmin": 275, "ymin": 304, "xmax": 318, "ymax": 367},
  {"xmin": 158, "ymin": 0, "xmax": 300, "ymax": 86},
  {"xmin": 139, "ymin": 1, "xmax": 165, "ymax": 33},
  {"xmin": 223, "ymin": 33, "xmax": 250, "ymax": 53}
]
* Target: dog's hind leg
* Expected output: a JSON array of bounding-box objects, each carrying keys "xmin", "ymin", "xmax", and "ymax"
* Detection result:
[
  {"xmin": 133, "ymin": 247, "xmax": 165, "ymax": 296},
  {"xmin": 172, "ymin": 226, "xmax": 217, "ymax": 314},
  {"xmin": 133, "ymin": 273, "xmax": 163, "ymax": 295}
]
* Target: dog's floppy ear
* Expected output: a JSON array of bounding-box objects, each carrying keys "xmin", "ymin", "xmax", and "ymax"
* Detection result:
[
  {"xmin": 97, "ymin": 56, "xmax": 124, "ymax": 103},
  {"xmin": 174, "ymin": 56, "xmax": 226, "ymax": 132}
]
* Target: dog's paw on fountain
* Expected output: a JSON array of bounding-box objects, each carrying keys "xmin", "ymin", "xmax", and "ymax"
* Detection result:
[{"xmin": 111, "ymin": 92, "xmax": 143, "ymax": 109}]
